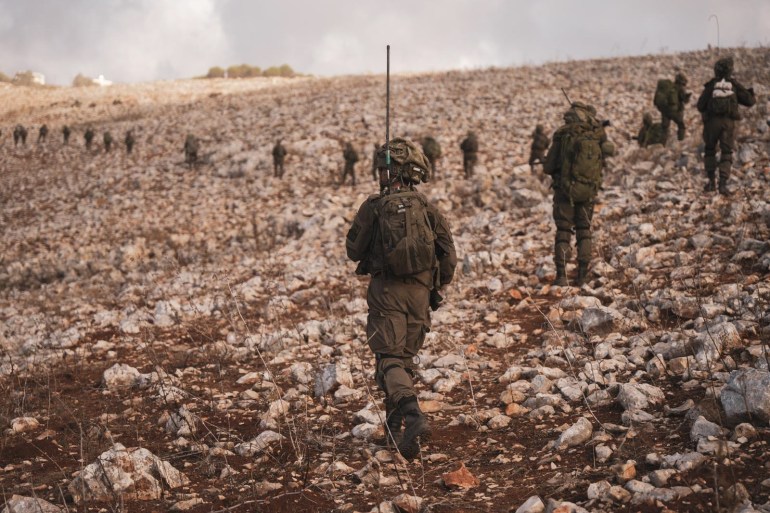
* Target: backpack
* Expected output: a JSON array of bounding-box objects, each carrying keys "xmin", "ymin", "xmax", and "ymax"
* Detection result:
[
  {"xmin": 376, "ymin": 190, "xmax": 436, "ymax": 277},
  {"xmin": 422, "ymin": 137, "xmax": 441, "ymax": 159},
  {"xmin": 558, "ymin": 122, "xmax": 605, "ymax": 203},
  {"xmin": 707, "ymin": 79, "xmax": 738, "ymax": 118},
  {"xmin": 654, "ymin": 79, "xmax": 679, "ymax": 117}
]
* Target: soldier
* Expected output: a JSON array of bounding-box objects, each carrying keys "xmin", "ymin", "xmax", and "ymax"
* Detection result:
[
  {"xmin": 371, "ymin": 143, "xmax": 379, "ymax": 181},
  {"xmin": 37, "ymin": 124, "xmax": 49, "ymax": 144},
  {"xmin": 62, "ymin": 125, "xmax": 71, "ymax": 145},
  {"xmin": 103, "ymin": 131, "xmax": 113, "ymax": 152},
  {"xmin": 460, "ymin": 131, "xmax": 478, "ymax": 179},
  {"xmin": 346, "ymin": 138, "xmax": 457, "ymax": 460},
  {"xmin": 544, "ymin": 102, "xmax": 615, "ymax": 286},
  {"xmin": 528, "ymin": 124, "xmax": 550, "ymax": 172},
  {"xmin": 634, "ymin": 112, "xmax": 668, "ymax": 147},
  {"xmin": 84, "ymin": 127, "xmax": 95, "ymax": 150},
  {"xmin": 13, "ymin": 125, "xmax": 27, "ymax": 146},
  {"xmin": 696, "ymin": 56, "xmax": 756, "ymax": 195},
  {"xmin": 272, "ymin": 139, "xmax": 286, "ymax": 178},
  {"xmin": 183, "ymin": 134, "xmax": 199, "ymax": 168},
  {"xmin": 125, "ymin": 130, "xmax": 135, "ymax": 154},
  {"xmin": 421, "ymin": 135, "xmax": 442, "ymax": 179},
  {"xmin": 655, "ymin": 72, "xmax": 691, "ymax": 141},
  {"xmin": 341, "ymin": 141, "xmax": 358, "ymax": 186}
]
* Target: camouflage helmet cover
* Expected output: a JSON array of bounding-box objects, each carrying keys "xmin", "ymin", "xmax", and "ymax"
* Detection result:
[
  {"xmin": 675, "ymin": 72, "xmax": 687, "ymax": 85},
  {"xmin": 564, "ymin": 102, "xmax": 596, "ymax": 124},
  {"xmin": 375, "ymin": 137, "xmax": 431, "ymax": 184},
  {"xmin": 643, "ymin": 112, "xmax": 653, "ymax": 124},
  {"xmin": 714, "ymin": 56, "xmax": 734, "ymax": 78}
]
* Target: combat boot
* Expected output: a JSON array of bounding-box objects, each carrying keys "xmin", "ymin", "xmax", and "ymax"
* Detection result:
[
  {"xmin": 553, "ymin": 266, "xmax": 568, "ymax": 287},
  {"xmin": 384, "ymin": 400, "xmax": 404, "ymax": 447},
  {"xmin": 704, "ymin": 179, "xmax": 716, "ymax": 192},
  {"xmin": 396, "ymin": 396, "xmax": 430, "ymax": 460},
  {"xmin": 718, "ymin": 183, "xmax": 731, "ymax": 196},
  {"xmin": 576, "ymin": 262, "xmax": 590, "ymax": 286}
]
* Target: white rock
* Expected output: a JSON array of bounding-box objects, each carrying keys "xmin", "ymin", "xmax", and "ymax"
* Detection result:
[
  {"xmin": 234, "ymin": 430, "xmax": 286, "ymax": 456},
  {"xmin": 552, "ymin": 417, "xmax": 593, "ymax": 450},
  {"xmin": 514, "ymin": 495, "xmax": 544, "ymax": 513},
  {"xmin": 102, "ymin": 363, "xmax": 142, "ymax": 390},
  {"xmin": 0, "ymin": 496, "xmax": 63, "ymax": 513}
]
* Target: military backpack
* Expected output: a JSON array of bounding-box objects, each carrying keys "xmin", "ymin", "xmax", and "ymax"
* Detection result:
[
  {"xmin": 707, "ymin": 79, "xmax": 739, "ymax": 118},
  {"xmin": 654, "ymin": 79, "xmax": 679, "ymax": 117},
  {"xmin": 376, "ymin": 190, "xmax": 436, "ymax": 278},
  {"xmin": 558, "ymin": 121, "xmax": 605, "ymax": 203}
]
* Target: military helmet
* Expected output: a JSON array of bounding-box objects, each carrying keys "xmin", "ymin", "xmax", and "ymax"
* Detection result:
[
  {"xmin": 536, "ymin": 124, "xmax": 544, "ymax": 132},
  {"xmin": 714, "ymin": 56, "xmax": 734, "ymax": 78},
  {"xmin": 675, "ymin": 72, "xmax": 687, "ymax": 85},
  {"xmin": 564, "ymin": 102, "xmax": 596, "ymax": 124},
  {"xmin": 375, "ymin": 137, "xmax": 431, "ymax": 184},
  {"xmin": 643, "ymin": 112, "xmax": 653, "ymax": 124}
]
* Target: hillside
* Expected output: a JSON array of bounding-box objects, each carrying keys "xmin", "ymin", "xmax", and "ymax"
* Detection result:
[{"xmin": 1, "ymin": 47, "xmax": 770, "ymax": 513}]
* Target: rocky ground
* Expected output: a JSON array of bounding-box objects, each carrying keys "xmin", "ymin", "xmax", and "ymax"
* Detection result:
[{"xmin": 1, "ymin": 47, "xmax": 770, "ymax": 513}]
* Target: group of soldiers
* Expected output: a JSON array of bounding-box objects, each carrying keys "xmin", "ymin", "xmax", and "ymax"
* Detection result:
[
  {"xmin": 345, "ymin": 55, "xmax": 757, "ymax": 462},
  {"xmin": 5, "ymin": 123, "xmax": 137, "ymax": 154},
  {"xmin": 270, "ymin": 131, "xmax": 480, "ymax": 185}
]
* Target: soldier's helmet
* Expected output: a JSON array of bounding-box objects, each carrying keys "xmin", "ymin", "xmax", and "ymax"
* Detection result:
[
  {"xmin": 714, "ymin": 56, "xmax": 734, "ymax": 79},
  {"xmin": 536, "ymin": 124, "xmax": 544, "ymax": 133},
  {"xmin": 643, "ymin": 112, "xmax": 653, "ymax": 124},
  {"xmin": 675, "ymin": 72, "xmax": 687, "ymax": 85},
  {"xmin": 375, "ymin": 137, "xmax": 431, "ymax": 184},
  {"xmin": 565, "ymin": 102, "xmax": 597, "ymax": 124}
]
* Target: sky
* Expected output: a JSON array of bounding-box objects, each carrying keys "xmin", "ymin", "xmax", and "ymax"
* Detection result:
[{"xmin": 1, "ymin": 0, "xmax": 768, "ymax": 85}]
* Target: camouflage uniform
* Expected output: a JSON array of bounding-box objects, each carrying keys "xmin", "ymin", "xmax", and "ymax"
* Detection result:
[
  {"xmin": 544, "ymin": 103, "xmax": 614, "ymax": 286},
  {"xmin": 184, "ymin": 134, "xmax": 199, "ymax": 168},
  {"xmin": 421, "ymin": 136, "xmax": 442, "ymax": 179},
  {"xmin": 272, "ymin": 140, "xmax": 287, "ymax": 178},
  {"xmin": 84, "ymin": 128, "xmax": 95, "ymax": 150},
  {"xmin": 660, "ymin": 73, "xmax": 691, "ymax": 141},
  {"xmin": 696, "ymin": 57, "xmax": 756, "ymax": 195},
  {"xmin": 347, "ymin": 138, "xmax": 457, "ymax": 459},
  {"xmin": 103, "ymin": 131, "xmax": 113, "ymax": 152},
  {"xmin": 125, "ymin": 131, "xmax": 135, "ymax": 154},
  {"xmin": 341, "ymin": 142, "xmax": 358, "ymax": 186},
  {"xmin": 38, "ymin": 124, "xmax": 48, "ymax": 144},
  {"xmin": 460, "ymin": 131, "xmax": 478, "ymax": 179},
  {"xmin": 62, "ymin": 125, "xmax": 71, "ymax": 145},
  {"xmin": 528, "ymin": 125, "xmax": 550, "ymax": 172}
]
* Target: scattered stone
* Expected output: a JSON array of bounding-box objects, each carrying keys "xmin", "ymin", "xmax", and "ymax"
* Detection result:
[
  {"xmin": 552, "ymin": 417, "xmax": 593, "ymax": 450},
  {"xmin": 441, "ymin": 462, "xmax": 479, "ymax": 489},
  {"xmin": 0, "ymin": 496, "xmax": 63, "ymax": 513}
]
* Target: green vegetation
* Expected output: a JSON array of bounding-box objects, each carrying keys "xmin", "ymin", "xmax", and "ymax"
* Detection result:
[{"xmin": 203, "ymin": 63, "xmax": 297, "ymax": 79}]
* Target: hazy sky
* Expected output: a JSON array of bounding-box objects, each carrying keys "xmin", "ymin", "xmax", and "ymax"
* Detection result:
[{"xmin": 1, "ymin": 0, "xmax": 768, "ymax": 85}]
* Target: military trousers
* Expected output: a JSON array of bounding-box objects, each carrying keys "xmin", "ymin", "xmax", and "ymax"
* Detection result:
[
  {"xmin": 341, "ymin": 162, "xmax": 356, "ymax": 185},
  {"xmin": 552, "ymin": 190, "xmax": 595, "ymax": 269},
  {"xmin": 463, "ymin": 153, "xmax": 477, "ymax": 179},
  {"xmin": 702, "ymin": 117, "xmax": 736, "ymax": 182},
  {"xmin": 366, "ymin": 276, "xmax": 430, "ymax": 405},
  {"xmin": 661, "ymin": 111, "xmax": 686, "ymax": 141}
]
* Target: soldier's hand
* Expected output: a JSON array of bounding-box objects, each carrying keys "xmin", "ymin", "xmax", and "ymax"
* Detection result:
[{"xmin": 429, "ymin": 289, "xmax": 444, "ymax": 311}]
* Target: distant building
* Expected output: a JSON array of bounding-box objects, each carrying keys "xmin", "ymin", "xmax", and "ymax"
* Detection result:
[{"xmin": 93, "ymin": 74, "xmax": 113, "ymax": 87}]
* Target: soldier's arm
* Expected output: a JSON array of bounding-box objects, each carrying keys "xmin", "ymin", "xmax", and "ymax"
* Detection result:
[
  {"xmin": 345, "ymin": 198, "xmax": 376, "ymax": 262},
  {"xmin": 427, "ymin": 206, "xmax": 457, "ymax": 287},
  {"xmin": 542, "ymin": 134, "xmax": 562, "ymax": 176},
  {"xmin": 733, "ymin": 80, "xmax": 756, "ymax": 108},
  {"xmin": 696, "ymin": 83, "xmax": 712, "ymax": 113}
]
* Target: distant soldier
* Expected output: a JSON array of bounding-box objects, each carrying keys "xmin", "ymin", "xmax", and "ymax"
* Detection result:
[
  {"xmin": 13, "ymin": 125, "xmax": 24, "ymax": 146},
  {"xmin": 124, "ymin": 130, "xmax": 135, "ymax": 154},
  {"xmin": 272, "ymin": 139, "xmax": 287, "ymax": 178},
  {"xmin": 37, "ymin": 124, "xmax": 49, "ymax": 144},
  {"xmin": 634, "ymin": 112, "xmax": 668, "ymax": 147},
  {"xmin": 371, "ymin": 143, "xmax": 379, "ymax": 181},
  {"xmin": 528, "ymin": 124, "xmax": 550, "ymax": 172},
  {"xmin": 103, "ymin": 131, "xmax": 113, "ymax": 152},
  {"xmin": 696, "ymin": 56, "xmax": 756, "ymax": 195},
  {"xmin": 62, "ymin": 125, "xmax": 71, "ymax": 145},
  {"xmin": 84, "ymin": 127, "xmax": 95, "ymax": 150},
  {"xmin": 341, "ymin": 141, "xmax": 359, "ymax": 186},
  {"xmin": 654, "ymin": 72, "xmax": 691, "ymax": 141},
  {"xmin": 421, "ymin": 135, "xmax": 442, "ymax": 179},
  {"xmin": 544, "ymin": 102, "xmax": 615, "ymax": 286},
  {"xmin": 183, "ymin": 134, "xmax": 199, "ymax": 168},
  {"xmin": 460, "ymin": 131, "xmax": 478, "ymax": 179}
]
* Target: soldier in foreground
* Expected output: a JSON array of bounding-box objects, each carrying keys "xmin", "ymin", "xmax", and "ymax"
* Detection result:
[
  {"xmin": 460, "ymin": 131, "xmax": 478, "ymax": 178},
  {"xmin": 544, "ymin": 102, "xmax": 615, "ymax": 286},
  {"xmin": 655, "ymin": 72, "xmax": 691, "ymax": 141},
  {"xmin": 37, "ymin": 124, "xmax": 49, "ymax": 144},
  {"xmin": 528, "ymin": 124, "xmax": 550, "ymax": 173},
  {"xmin": 84, "ymin": 128, "xmax": 95, "ymax": 150},
  {"xmin": 272, "ymin": 140, "xmax": 286, "ymax": 178},
  {"xmin": 103, "ymin": 131, "xmax": 113, "ymax": 152},
  {"xmin": 62, "ymin": 125, "xmax": 71, "ymax": 145},
  {"xmin": 421, "ymin": 135, "xmax": 442, "ymax": 179},
  {"xmin": 696, "ymin": 56, "xmax": 756, "ymax": 195},
  {"xmin": 341, "ymin": 141, "xmax": 358, "ymax": 186},
  {"xmin": 184, "ymin": 134, "xmax": 199, "ymax": 168},
  {"xmin": 346, "ymin": 138, "xmax": 457, "ymax": 459},
  {"xmin": 125, "ymin": 130, "xmax": 135, "ymax": 154}
]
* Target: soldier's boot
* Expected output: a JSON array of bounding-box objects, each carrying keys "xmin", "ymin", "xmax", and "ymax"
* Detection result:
[
  {"xmin": 384, "ymin": 399, "xmax": 404, "ymax": 447},
  {"xmin": 718, "ymin": 160, "xmax": 732, "ymax": 196},
  {"xmin": 396, "ymin": 396, "xmax": 430, "ymax": 460},
  {"xmin": 553, "ymin": 265, "xmax": 568, "ymax": 287},
  {"xmin": 704, "ymin": 155, "xmax": 717, "ymax": 192},
  {"xmin": 718, "ymin": 180, "xmax": 731, "ymax": 196},
  {"xmin": 576, "ymin": 262, "xmax": 590, "ymax": 286},
  {"xmin": 677, "ymin": 126, "xmax": 685, "ymax": 141}
]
